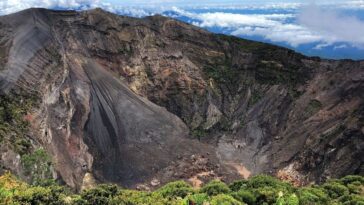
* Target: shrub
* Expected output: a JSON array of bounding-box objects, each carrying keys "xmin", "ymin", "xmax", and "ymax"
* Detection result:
[
  {"xmin": 0, "ymin": 172, "xmax": 27, "ymax": 190},
  {"xmin": 285, "ymin": 193, "xmax": 299, "ymax": 205},
  {"xmin": 338, "ymin": 193, "xmax": 364, "ymax": 205},
  {"xmin": 157, "ymin": 180, "xmax": 194, "ymax": 199},
  {"xmin": 80, "ymin": 184, "xmax": 119, "ymax": 205},
  {"xmin": 246, "ymin": 175, "xmax": 294, "ymax": 205},
  {"xmin": 200, "ymin": 180, "xmax": 231, "ymax": 196},
  {"xmin": 12, "ymin": 185, "xmax": 66, "ymax": 205},
  {"xmin": 21, "ymin": 148, "xmax": 53, "ymax": 185},
  {"xmin": 13, "ymin": 186, "xmax": 52, "ymax": 204},
  {"xmin": 0, "ymin": 172, "xmax": 28, "ymax": 204},
  {"xmin": 304, "ymin": 99, "xmax": 322, "ymax": 117},
  {"xmin": 0, "ymin": 187, "xmax": 14, "ymax": 204},
  {"xmin": 229, "ymin": 180, "xmax": 248, "ymax": 192},
  {"xmin": 323, "ymin": 181, "xmax": 350, "ymax": 199},
  {"xmin": 187, "ymin": 193, "xmax": 209, "ymax": 205},
  {"xmin": 346, "ymin": 183, "xmax": 363, "ymax": 194},
  {"xmin": 339, "ymin": 175, "xmax": 364, "ymax": 186},
  {"xmin": 253, "ymin": 186, "xmax": 280, "ymax": 205},
  {"xmin": 232, "ymin": 190, "xmax": 256, "ymax": 205},
  {"xmin": 297, "ymin": 187, "xmax": 330, "ymax": 205},
  {"xmin": 210, "ymin": 194, "xmax": 243, "ymax": 205},
  {"xmin": 14, "ymin": 138, "xmax": 32, "ymax": 155},
  {"xmin": 248, "ymin": 91, "xmax": 263, "ymax": 108},
  {"xmin": 1, "ymin": 173, "xmax": 363, "ymax": 205},
  {"xmin": 111, "ymin": 190, "xmax": 169, "ymax": 205},
  {"xmin": 97, "ymin": 184, "xmax": 119, "ymax": 196},
  {"xmin": 0, "ymin": 92, "xmax": 38, "ymax": 155},
  {"xmin": 275, "ymin": 193, "xmax": 299, "ymax": 205},
  {"xmin": 247, "ymin": 175, "xmax": 292, "ymax": 191}
]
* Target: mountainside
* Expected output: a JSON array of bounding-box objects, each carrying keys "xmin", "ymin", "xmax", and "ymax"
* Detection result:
[{"xmin": 0, "ymin": 8, "xmax": 363, "ymax": 190}]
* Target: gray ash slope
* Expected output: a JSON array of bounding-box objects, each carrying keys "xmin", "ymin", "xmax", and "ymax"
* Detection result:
[{"xmin": 0, "ymin": 8, "xmax": 363, "ymax": 189}]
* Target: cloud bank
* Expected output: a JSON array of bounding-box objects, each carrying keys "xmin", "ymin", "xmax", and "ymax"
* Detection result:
[
  {"xmin": 167, "ymin": 6, "xmax": 321, "ymax": 47},
  {"xmin": 298, "ymin": 4, "xmax": 364, "ymax": 48},
  {"xmin": 167, "ymin": 4, "xmax": 364, "ymax": 49},
  {"xmin": 0, "ymin": 0, "xmax": 101, "ymax": 15},
  {"xmin": 1, "ymin": 1, "xmax": 364, "ymax": 50}
]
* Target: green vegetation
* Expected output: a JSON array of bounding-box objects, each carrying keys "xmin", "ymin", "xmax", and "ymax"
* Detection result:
[
  {"xmin": 191, "ymin": 127, "xmax": 208, "ymax": 140},
  {"xmin": 157, "ymin": 181, "xmax": 194, "ymax": 199},
  {"xmin": 200, "ymin": 180, "xmax": 231, "ymax": 196},
  {"xmin": 304, "ymin": 99, "xmax": 323, "ymax": 118},
  {"xmin": 254, "ymin": 61, "xmax": 304, "ymax": 86},
  {"xmin": 0, "ymin": 91, "xmax": 53, "ymax": 185},
  {"xmin": 21, "ymin": 148, "xmax": 53, "ymax": 186},
  {"xmin": 185, "ymin": 193, "xmax": 209, "ymax": 205},
  {"xmin": 210, "ymin": 194, "xmax": 242, "ymax": 205},
  {"xmin": 118, "ymin": 44, "xmax": 133, "ymax": 55},
  {"xmin": 287, "ymin": 87, "xmax": 303, "ymax": 99},
  {"xmin": 0, "ymin": 91, "xmax": 38, "ymax": 149},
  {"xmin": 204, "ymin": 64, "xmax": 240, "ymax": 86},
  {"xmin": 248, "ymin": 90, "xmax": 263, "ymax": 108},
  {"xmin": 1, "ymin": 174, "xmax": 363, "ymax": 205},
  {"xmin": 204, "ymin": 35, "xmax": 308, "ymax": 108},
  {"xmin": 217, "ymin": 34, "xmax": 272, "ymax": 53},
  {"xmin": 0, "ymin": 93, "xmax": 32, "ymax": 145},
  {"xmin": 218, "ymin": 34, "xmax": 309, "ymax": 86}
]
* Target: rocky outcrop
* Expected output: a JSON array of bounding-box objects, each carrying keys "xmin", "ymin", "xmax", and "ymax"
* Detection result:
[{"xmin": 0, "ymin": 8, "xmax": 363, "ymax": 189}]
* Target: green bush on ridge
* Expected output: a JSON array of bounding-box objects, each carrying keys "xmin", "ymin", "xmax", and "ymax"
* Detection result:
[
  {"xmin": 200, "ymin": 180, "xmax": 231, "ymax": 196},
  {"xmin": 157, "ymin": 180, "xmax": 195, "ymax": 199},
  {"xmin": 231, "ymin": 190, "xmax": 256, "ymax": 205},
  {"xmin": 0, "ymin": 173, "xmax": 363, "ymax": 205}
]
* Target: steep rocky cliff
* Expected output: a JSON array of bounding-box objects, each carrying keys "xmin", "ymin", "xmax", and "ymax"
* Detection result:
[{"xmin": 0, "ymin": 8, "xmax": 363, "ymax": 190}]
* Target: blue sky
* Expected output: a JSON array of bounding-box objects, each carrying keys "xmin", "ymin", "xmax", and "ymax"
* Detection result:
[
  {"xmin": 1, "ymin": 0, "xmax": 364, "ymax": 59},
  {"xmin": 106, "ymin": 0, "xmax": 357, "ymax": 5},
  {"xmin": 1, "ymin": 0, "xmax": 362, "ymax": 13}
]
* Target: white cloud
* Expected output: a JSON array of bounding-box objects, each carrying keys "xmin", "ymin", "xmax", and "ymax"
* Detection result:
[
  {"xmin": 0, "ymin": 0, "xmax": 100, "ymax": 15},
  {"xmin": 169, "ymin": 4, "xmax": 364, "ymax": 48},
  {"xmin": 334, "ymin": 44, "xmax": 348, "ymax": 49},
  {"xmin": 170, "ymin": 6, "xmax": 294, "ymax": 28},
  {"xmin": 169, "ymin": 7, "xmax": 320, "ymax": 47},
  {"xmin": 195, "ymin": 13, "xmax": 294, "ymax": 28},
  {"xmin": 231, "ymin": 23, "xmax": 323, "ymax": 47},
  {"xmin": 180, "ymin": 2, "xmax": 302, "ymax": 10},
  {"xmin": 335, "ymin": 0, "xmax": 364, "ymax": 9},
  {"xmin": 298, "ymin": 4, "xmax": 364, "ymax": 48},
  {"xmin": 113, "ymin": 7, "xmax": 154, "ymax": 17},
  {"xmin": 313, "ymin": 43, "xmax": 331, "ymax": 50}
]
